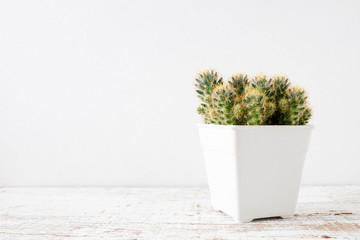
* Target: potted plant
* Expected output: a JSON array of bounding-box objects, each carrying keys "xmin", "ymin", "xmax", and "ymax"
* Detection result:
[{"xmin": 195, "ymin": 69, "xmax": 313, "ymax": 223}]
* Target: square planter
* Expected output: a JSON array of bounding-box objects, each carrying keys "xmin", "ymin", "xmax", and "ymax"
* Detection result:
[{"xmin": 198, "ymin": 124, "xmax": 313, "ymax": 223}]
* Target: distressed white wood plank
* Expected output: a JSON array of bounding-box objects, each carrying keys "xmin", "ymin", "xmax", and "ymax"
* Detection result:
[{"xmin": 0, "ymin": 187, "xmax": 359, "ymax": 239}]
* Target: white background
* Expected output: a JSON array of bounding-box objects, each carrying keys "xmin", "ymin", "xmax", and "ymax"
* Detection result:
[{"xmin": 0, "ymin": 0, "xmax": 359, "ymax": 186}]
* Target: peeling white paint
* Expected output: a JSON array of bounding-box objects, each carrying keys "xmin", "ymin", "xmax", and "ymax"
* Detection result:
[{"xmin": 0, "ymin": 186, "xmax": 359, "ymax": 239}]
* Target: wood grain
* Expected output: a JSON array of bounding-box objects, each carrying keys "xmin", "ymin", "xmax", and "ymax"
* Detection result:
[{"xmin": 0, "ymin": 186, "xmax": 359, "ymax": 239}]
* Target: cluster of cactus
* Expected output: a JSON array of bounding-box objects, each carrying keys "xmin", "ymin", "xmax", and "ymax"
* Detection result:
[{"xmin": 195, "ymin": 69, "xmax": 312, "ymax": 125}]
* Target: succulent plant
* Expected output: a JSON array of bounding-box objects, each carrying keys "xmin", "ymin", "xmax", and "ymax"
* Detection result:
[
  {"xmin": 194, "ymin": 70, "xmax": 312, "ymax": 125},
  {"xmin": 242, "ymin": 87, "xmax": 276, "ymax": 125},
  {"xmin": 211, "ymin": 83, "xmax": 238, "ymax": 125},
  {"xmin": 242, "ymin": 87, "xmax": 267, "ymax": 125},
  {"xmin": 232, "ymin": 103, "xmax": 246, "ymax": 124},
  {"xmin": 194, "ymin": 69, "xmax": 223, "ymax": 123},
  {"xmin": 279, "ymin": 86, "xmax": 312, "ymax": 125},
  {"xmin": 269, "ymin": 74, "xmax": 290, "ymax": 102},
  {"xmin": 251, "ymin": 74, "xmax": 274, "ymax": 101},
  {"xmin": 228, "ymin": 73, "xmax": 249, "ymax": 98},
  {"xmin": 267, "ymin": 74, "xmax": 291, "ymax": 124}
]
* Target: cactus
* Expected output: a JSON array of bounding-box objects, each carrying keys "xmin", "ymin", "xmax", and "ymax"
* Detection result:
[
  {"xmin": 242, "ymin": 87, "xmax": 275, "ymax": 125},
  {"xmin": 298, "ymin": 105, "xmax": 312, "ymax": 125},
  {"xmin": 194, "ymin": 69, "xmax": 223, "ymax": 123},
  {"xmin": 251, "ymin": 74, "xmax": 274, "ymax": 101},
  {"xmin": 265, "ymin": 101, "xmax": 276, "ymax": 120},
  {"xmin": 228, "ymin": 73, "xmax": 249, "ymax": 99},
  {"xmin": 232, "ymin": 103, "xmax": 246, "ymax": 124},
  {"xmin": 269, "ymin": 74, "xmax": 290, "ymax": 102},
  {"xmin": 268, "ymin": 74, "xmax": 291, "ymax": 124},
  {"xmin": 211, "ymin": 83, "xmax": 238, "ymax": 125},
  {"xmin": 194, "ymin": 70, "xmax": 312, "ymax": 125},
  {"xmin": 279, "ymin": 86, "xmax": 312, "ymax": 125}
]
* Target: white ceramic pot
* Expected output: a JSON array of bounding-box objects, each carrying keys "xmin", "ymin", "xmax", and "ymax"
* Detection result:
[{"xmin": 198, "ymin": 124, "xmax": 313, "ymax": 223}]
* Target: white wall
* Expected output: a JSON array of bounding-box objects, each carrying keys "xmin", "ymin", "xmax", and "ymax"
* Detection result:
[{"xmin": 0, "ymin": 0, "xmax": 359, "ymax": 186}]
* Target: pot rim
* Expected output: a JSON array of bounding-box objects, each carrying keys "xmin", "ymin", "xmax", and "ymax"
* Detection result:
[{"xmin": 197, "ymin": 123, "xmax": 314, "ymax": 129}]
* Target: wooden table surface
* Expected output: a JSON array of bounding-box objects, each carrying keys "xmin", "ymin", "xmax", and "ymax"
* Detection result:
[{"xmin": 0, "ymin": 186, "xmax": 359, "ymax": 239}]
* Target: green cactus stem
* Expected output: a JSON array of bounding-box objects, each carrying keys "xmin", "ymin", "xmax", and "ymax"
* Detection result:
[
  {"xmin": 243, "ymin": 87, "xmax": 268, "ymax": 125},
  {"xmin": 194, "ymin": 69, "xmax": 223, "ymax": 123},
  {"xmin": 269, "ymin": 74, "xmax": 290, "ymax": 102},
  {"xmin": 232, "ymin": 103, "xmax": 246, "ymax": 124},
  {"xmin": 251, "ymin": 74, "xmax": 274, "ymax": 101},
  {"xmin": 265, "ymin": 101, "xmax": 276, "ymax": 120},
  {"xmin": 211, "ymin": 83, "xmax": 237, "ymax": 125},
  {"xmin": 268, "ymin": 74, "xmax": 291, "ymax": 124},
  {"xmin": 279, "ymin": 86, "xmax": 312, "ymax": 125},
  {"xmin": 228, "ymin": 73, "xmax": 249, "ymax": 99},
  {"xmin": 298, "ymin": 105, "xmax": 312, "ymax": 125}
]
